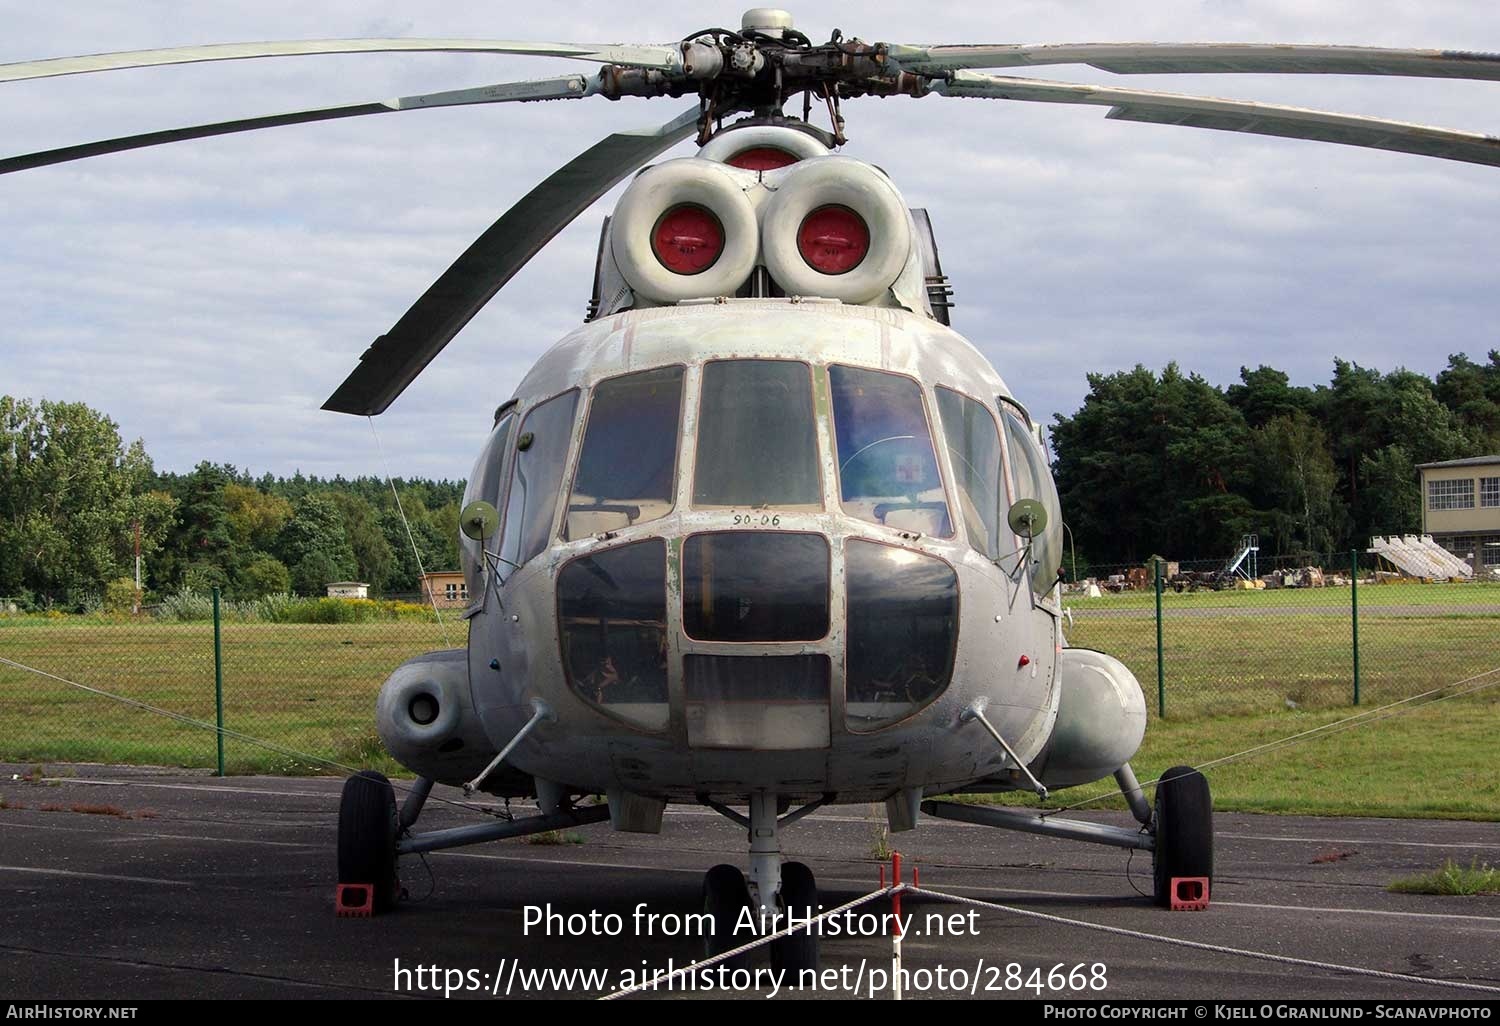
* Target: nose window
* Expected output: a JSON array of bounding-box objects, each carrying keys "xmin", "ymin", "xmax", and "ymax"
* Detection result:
[
  {"xmin": 844, "ymin": 539, "xmax": 959, "ymax": 731},
  {"xmin": 683, "ymin": 532, "xmax": 830, "ymax": 641},
  {"xmin": 685, "ymin": 654, "xmax": 831, "ymax": 750},
  {"xmin": 557, "ymin": 538, "xmax": 669, "ymax": 731},
  {"xmin": 830, "ymin": 365, "xmax": 952, "ymax": 538},
  {"xmin": 693, "ymin": 360, "xmax": 821, "ymax": 509},
  {"xmin": 566, "ymin": 366, "xmax": 683, "ymax": 540}
]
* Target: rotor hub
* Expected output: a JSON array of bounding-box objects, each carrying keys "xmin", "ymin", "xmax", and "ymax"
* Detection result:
[{"xmin": 741, "ymin": 8, "xmax": 795, "ymax": 36}]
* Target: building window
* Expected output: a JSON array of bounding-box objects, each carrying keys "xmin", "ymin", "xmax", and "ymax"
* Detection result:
[
  {"xmin": 444, "ymin": 583, "xmax": 457, "ymax": 600},
  {"xmin": 1428, "ymin": 478, "xmax": 1474, "ymax": 511},
  {"xmin": 1481, "ymin": 477, "xmax": 1499, "ymax": 509},
  {"xmin": 1479, "ymin": 536, "xmax": 1500, "ymax": 569}
]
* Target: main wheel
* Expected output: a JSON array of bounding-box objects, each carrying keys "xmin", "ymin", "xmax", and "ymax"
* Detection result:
[
  {"xmin": 338, "ymin": 770, "xmax": 400, "ymax": 913},
  {"xmin": 702, "ymin": 864, "xmax": 753, "ymax": 970},
  {"xmin": 1152, "ymin": 765, "xmax": 1213, "ymax": 907},
  {"xmin": 770, "ymin": 861, "xmax": 820, "ymax": 979}
]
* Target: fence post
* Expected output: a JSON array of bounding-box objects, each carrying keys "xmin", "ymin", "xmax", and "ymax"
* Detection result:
[
  {"xmin": 1350, "ymin": 549, "xmax": 1360, "ymax": 707},
  {"xmin": 213, "ymin": 586, "xmax": 225, "ymax": 777},
  {"xmin": 1154, "ymin": 558, "xmax": 1165, "ymax": 718}
]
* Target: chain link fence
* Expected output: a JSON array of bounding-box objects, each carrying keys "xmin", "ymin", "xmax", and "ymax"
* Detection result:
[
  {"xmin": 1065, "ymin": 549, "xmax": 1500, "ymax": 719},
  {"xmin": 3, "ymin": 550, "xmax": 1498, "ymax": 770}
]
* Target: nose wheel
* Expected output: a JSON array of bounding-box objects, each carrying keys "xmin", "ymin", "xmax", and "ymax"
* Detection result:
[
  {"xmin": 769, "ymin": 860, "xmax": 820, "ymax": 976},
  {"xmin": 700, "ymin": 793, "xmax": 823, "ymax": 978}
]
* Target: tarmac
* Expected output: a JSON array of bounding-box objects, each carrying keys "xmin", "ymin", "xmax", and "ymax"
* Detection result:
[{"xmin": 2, "ymin": 762, "xmax": 1498, "ymax": 1001}]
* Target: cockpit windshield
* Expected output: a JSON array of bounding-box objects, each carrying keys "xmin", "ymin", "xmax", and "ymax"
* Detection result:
[
  {"xmin": 565, "ymin": 366, "xmax": 683, "ymax": 540},
  {"xmin": 693, "ymin": 360, "xmax": 821, "ymax": 509},
  {"xmin": 830, "ymin": 365, "xmax": 952, "ymax": 538}
]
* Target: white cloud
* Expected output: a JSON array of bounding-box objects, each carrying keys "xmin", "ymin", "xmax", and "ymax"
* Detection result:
[{"xmin": 3, "ymin": 1, "xmax": 1499, "ymax": 478}]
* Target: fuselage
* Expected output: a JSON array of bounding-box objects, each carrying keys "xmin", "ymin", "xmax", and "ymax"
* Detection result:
[{"xmin": 460, "ymin": 299, "xmax": 1065, "ymax": 803}]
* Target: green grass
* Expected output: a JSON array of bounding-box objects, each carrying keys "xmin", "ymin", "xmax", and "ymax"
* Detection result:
[
  {"xmin": 1, "ymin": 612, "xmax": 1497, "ymax": 819},
  {"xmin": 1071, "ymin": 579, "xmax": 1500, "ymax": 611},
  {"xmin": 980, "ymin": 689, "xmax": 1500, "ymax": 820},
  {"xmin": 1389, "ymin": 860, "xmax": 1500, "ymax": 895},
  {"xmin": 0, "ymin": 619, "xmax": 454, "ymax": 771}
]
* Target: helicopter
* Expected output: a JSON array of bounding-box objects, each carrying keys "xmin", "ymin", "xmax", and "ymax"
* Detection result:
[{"xmin": 7, "ymin": 6, "xmax": 1500, "ymax": 977}]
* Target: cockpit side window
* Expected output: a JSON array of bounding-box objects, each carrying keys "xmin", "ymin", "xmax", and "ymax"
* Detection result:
[
  {"xmin": 935, "ymin": 387, "xmax": 1005, "ymax": 560},
  {"xmin": 499, "ymin": 390, "xmax": 579, "ymax": 571},
  {"xmin": 999, "ymin": 402, "xmax": 1063, "ymax": 595},
  {"xmin": 693, "ymin": 360, "xmax": 821, "ymax": 509},
  {"xmin": 565, "ymin": 366, "xmax": 683, "ymax": 540},
  {"xmin": 460, "ymin": 411, "xmax": 515, "ymax": 602},
  {"xmin": 829, "ymin": 365, "xmax": 952, "ymax": 538}
]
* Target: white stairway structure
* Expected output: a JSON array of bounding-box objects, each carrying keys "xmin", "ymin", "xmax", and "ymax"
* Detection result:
[{"xmin": 1368, "ymin": 535, "xmax": 1473, "ymax": 580}]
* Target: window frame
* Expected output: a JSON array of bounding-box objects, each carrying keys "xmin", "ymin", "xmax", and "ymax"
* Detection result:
[
  {"xmin": 554, "ymin": 536, "xmax": 672, "ymax": 734},
  {"xmin": 1428, "ymin": 478, "xmax": 1476, "ymax": 512},
  {"xmin": 680, "ymin": 529, "xmax": 833, "ymax": 644},
  {"xmin": 496, "ymin": 387, "xmax": 581, "ymax": 574},
  {"xmin": 842, "ymin": 536, "xmax": 961, "ymax": 733},
  {"xmin": 1480, "ymin": 477, "xmax": 1499, "ymax": 509},
  {"xmin": 563, "ymin": 363, "xmax": 687, "ymax": 542},
  {"xmin": 935, "ymin": 384, "xmax": 1015, "ymax": 560},
  {"xmin": 826, "ymin": 362, "xmax": 955, "ymax": 539},
  {"xmin": 690, "ymin": 357, "xmax": 825, "ymax": 511}
]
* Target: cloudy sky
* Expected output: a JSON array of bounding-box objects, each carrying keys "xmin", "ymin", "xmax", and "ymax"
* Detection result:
[{"xmin": 4, "ymin": 2, "xmax": 1500, "ymax": 481}]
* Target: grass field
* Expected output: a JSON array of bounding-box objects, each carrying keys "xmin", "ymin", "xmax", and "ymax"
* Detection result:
[
  {"xmin": 985, "ymin": 690, "xmax": 1500, "ymax": 821},
  {"xmin": 1070, "ymin": 579, "xmax": 1500, "ymax": 611},
  {"xmin": 0, "ymin": 619, "xmax": 453, "ymax": 772},
  {"xmin": 1, "ymin": 593, "xmax": 1497, "ymax": 818}
]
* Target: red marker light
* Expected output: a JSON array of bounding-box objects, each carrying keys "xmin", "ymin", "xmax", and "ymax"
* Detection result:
[
  {"xmin": 797, "ymin": 205, "xmax": 869, "ymax": 275},
  {"xmin": 652, "ymin": 204, "xmax": 724, "ymax": 275},
  {"xmin": 1018, "ymin": 654, "xmax": 1032, "ymax": 668},
  {"xmin": 726, "ymin": 146, "xmax": 798, "ymax": 171}
]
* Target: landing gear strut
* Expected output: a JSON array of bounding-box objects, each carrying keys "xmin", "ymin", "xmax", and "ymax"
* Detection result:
[
  {"xmin": 699, "ymin": 792, "xmax": 822, "ymax": 976},
  {"xmin": 921, "ymin": 761, "xmax": 1214, "ymax": 907}
]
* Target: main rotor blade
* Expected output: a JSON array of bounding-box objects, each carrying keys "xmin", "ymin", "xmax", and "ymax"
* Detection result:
[
  {"xmin": 0, "ymin": 38, "xmax": 681, "ymax": 83},
  {"xmin": 890, "ymin": 42, "xmax": 1500, "ymax": 81},
  {"xmin": 323, "ymin": 107, "xmax": 701, "ymax": 417},
  {"xmin": 933, "ymin": 72, "xmax": 1500, "ymax": 168},
  {"xmin": 0, "ymin": 76, "xmax": 594, "ymax": 175}
]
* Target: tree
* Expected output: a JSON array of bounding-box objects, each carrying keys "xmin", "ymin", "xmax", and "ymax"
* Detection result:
[
  {"xmin": 1434, "ymin": 351, "xmax": 1500, "ymax": 449},
  {"xmin": 1359, "ymin": 445, "xmax": 1421, "ymax": 537},
  {"xmin": 1225, "ymin": 365, "xmax": 1314, "ymax": 429},
  {"xmin": 1248, "ymin": 413, "xmax": 1341, "ymax": 556},
  {"xmin": 0, "ymin": 397, "xmax": 174, "ymax": 604},
  {"xmin": 238, "ymin": 554, "xmax": 291, "ymax": 598},
  {"xmin": 276, "ymin": 494, "xmax": 357, "ymax": 595},
  {"xmin": 328, "ymin": 492, "xmax": 393, "ymax": 594},
  {"xmin": 224, "ymin": 483, "xmax": 292, "ymax": 553},
  {"xmin": 1051, "ymin": 364, "xmax": 1255, "ymax": 561}
]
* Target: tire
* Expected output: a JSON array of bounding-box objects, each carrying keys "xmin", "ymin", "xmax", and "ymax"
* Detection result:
[
  {"xmin": 338, "ymin": 770, "xmax": 400, "ymax": 913},
  {"xmin": 1152, "ymin": 765, "xmax": 1213, "ymax": 907},
  {"xmin": 610, "ymin": 159, "xmax": 760, "ymax": 303},
  {"xmin": 760, "ymin": 156, "xmax": 912, "ymax": 304},
  {"xmin": 702, "ymin": 863, "xmax": 753, "ymax": 970},
  {"xmin": 770, "ymin": 861, "xmax": 820, "ymax": 980}
]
